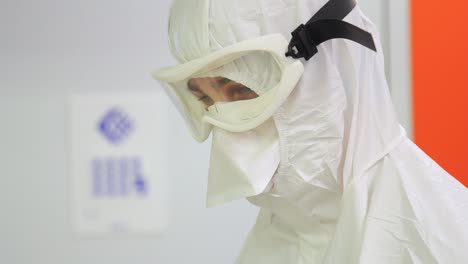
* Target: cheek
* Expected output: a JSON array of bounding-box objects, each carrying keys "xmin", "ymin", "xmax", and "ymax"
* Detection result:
[{"xmin": 210, "ymin": 91, "xmax": 228, "ymax": 102}]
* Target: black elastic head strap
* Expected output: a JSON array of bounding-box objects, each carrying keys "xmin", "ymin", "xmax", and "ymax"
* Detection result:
[
  {"xmin": 286, "ymin": 0, "xmax": 377, "ymax": 61},
  {"xmin": 310, "ymin": 0, "xmax": 357, "ymax": 22}
]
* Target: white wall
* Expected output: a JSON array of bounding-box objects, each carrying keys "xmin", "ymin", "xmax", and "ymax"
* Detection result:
[
  {"xmin": 0, "ymin": 1, "xmax": 411, "ymax": 263},
  {"xmin": 0, "ymin": 1, "xmax": 257, "ymax": 263},
  {"xmin": 359, "ymin": 0, "xmax": 412, "ymax": 137}
]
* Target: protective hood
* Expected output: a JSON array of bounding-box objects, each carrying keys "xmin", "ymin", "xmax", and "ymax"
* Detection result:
[
  {"xmin": 152, "ymin": 0, "xmax": 401, "ymax": 205},
  {"xmin": 153, "ymin": 34, "xmax": 304, "ymax": 141},
  {"xmin": 152, "ymin": 0, "xmax": 307, "ymax": 206},
  {"xmin": 152, "ymin": 0, "xmax": 305, "ymax": 142}
]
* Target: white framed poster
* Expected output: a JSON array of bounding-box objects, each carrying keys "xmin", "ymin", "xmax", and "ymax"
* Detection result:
[{"xmin": 69, "ymin": 91, "xmax": 169, "ymax": 236}]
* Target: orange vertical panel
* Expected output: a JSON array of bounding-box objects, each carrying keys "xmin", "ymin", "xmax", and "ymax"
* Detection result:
[{"xmin": 411, "ymin": 0, "xmax": 468, "ymax": 186}]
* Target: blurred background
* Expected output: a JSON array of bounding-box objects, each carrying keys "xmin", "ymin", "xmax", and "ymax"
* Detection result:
[{"xmin": 0, "ymin": 0, "xmax": 466, "ymax": 263}]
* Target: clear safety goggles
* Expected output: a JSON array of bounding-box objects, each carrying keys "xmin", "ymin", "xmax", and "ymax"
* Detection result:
[{"xmin": 152, "ymin": 34, "xmax": 304, "ymax": 142}]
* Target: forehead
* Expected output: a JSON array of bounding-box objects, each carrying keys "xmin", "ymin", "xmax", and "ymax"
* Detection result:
[{"xmin": 188, "ymin": 77, "xmax": 231, "ymax": 91}]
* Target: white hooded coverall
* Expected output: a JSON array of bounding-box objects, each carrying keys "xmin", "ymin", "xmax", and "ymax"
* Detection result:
[{"xmin": 152, "ymin": 0, "xmax": 468, "ymax": 263}]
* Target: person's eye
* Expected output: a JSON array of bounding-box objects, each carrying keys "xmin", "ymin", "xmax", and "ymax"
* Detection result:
[{"xmin": 198, "ymin": 95, "xmax": 213, "ymax": 103}]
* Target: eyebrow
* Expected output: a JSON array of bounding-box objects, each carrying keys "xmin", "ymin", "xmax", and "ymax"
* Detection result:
[
  {"xmin": 215, "ymin": 77, "xmax": 232, "ymax": 88},
  {"xmin": 187, "ymin": 77, "xmax": 235, "ymax": 94}
]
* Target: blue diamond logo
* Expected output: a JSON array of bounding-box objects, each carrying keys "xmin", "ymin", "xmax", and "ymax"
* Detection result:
[{"xmin": 98, "ymin": 108, "xmax": 134, "ymax": 145}]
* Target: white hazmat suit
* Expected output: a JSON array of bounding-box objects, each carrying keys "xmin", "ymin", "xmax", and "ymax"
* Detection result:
[{"xmin": 152, "ymin": 0, "xmax": 468, "ymax": 263}]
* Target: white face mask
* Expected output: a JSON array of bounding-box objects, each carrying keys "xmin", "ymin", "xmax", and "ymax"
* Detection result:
[{"xmin": 206, "ymin": 118, "xmax": 280, "ymax": 207}]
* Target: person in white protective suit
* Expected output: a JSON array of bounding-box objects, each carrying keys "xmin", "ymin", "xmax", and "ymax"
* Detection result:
[{"xmin": 152, "ymin": 0, "xmax": 468, "ymax": 263}]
